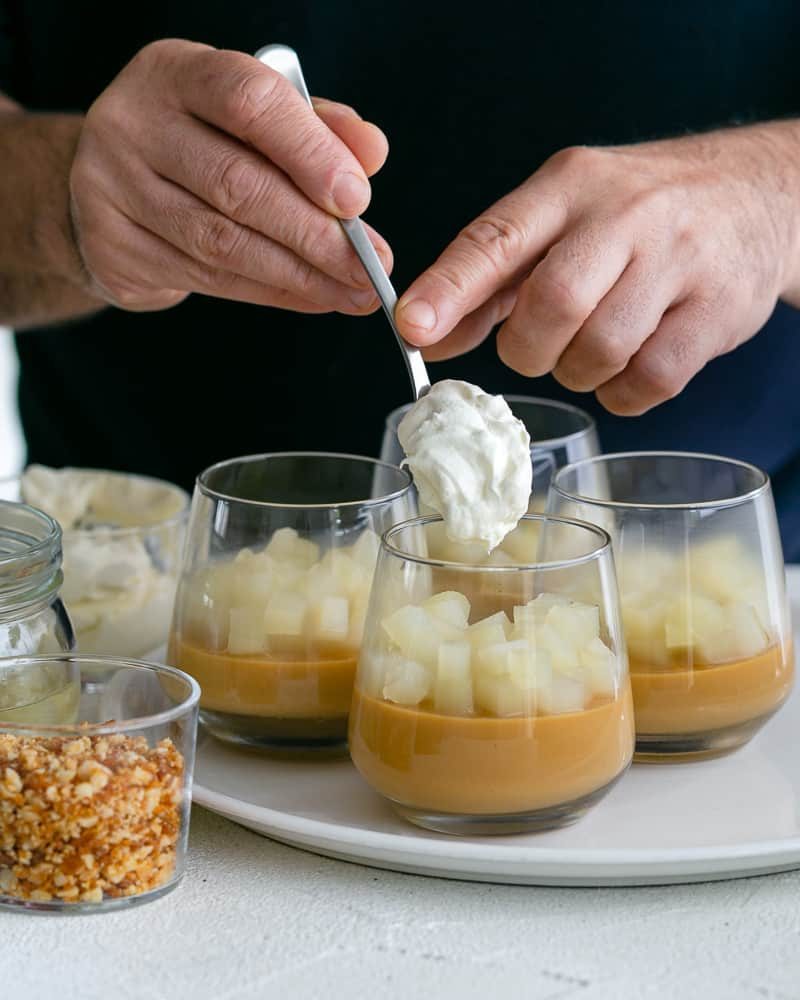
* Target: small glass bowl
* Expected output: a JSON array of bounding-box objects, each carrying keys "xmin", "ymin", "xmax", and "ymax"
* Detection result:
[
  {"xmin": 0, "ymin": 654, "xmax": 199, "ymax": 913},
  {"xmin": 0, "ymin": 470, "xmax": 189, "ymax": 658}
]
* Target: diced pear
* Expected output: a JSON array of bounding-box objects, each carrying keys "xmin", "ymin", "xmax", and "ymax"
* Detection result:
[
  {"xmin": 509, "ymin": 644, "xmax": 552, "ymax": 692},
  {"xmin": 426, "ymin": 522, "xmax": 491, "ymax": 564},
  {"xmin": 536, "ymin": 621, "xmax": 581, "ymax": 675},
  {"xmin": 663, "ymin": 593, "xmax": 725, "ymax": 651},
  {"xmin": 382, "ymin": 605, "xmax": 461, "ymax": 668},
  {"xmin": 498, "ymin": 521, "xmax": 541, "ymax": 562},
  {"xmin": 539, "ymin": 674, "xmax": 586, "ymax": 715},
  {"xmin": 308, "ymin": 596, "xmax": 349, "ymax": 641},
  {"xmin": 580, "ymin": 637, "xmax": 618, "ymax": 698},
  {"xmin": 264, "ymin": 591, "xmax": 307, "ymax": 637},
  {"xmin": 304, "ymin": 563, "xmax": 342, "ymax": 602},
  {"xmin": 382, "ymin": 657, "xmax": 432, "ymax": 706},
  {"xmin": 347, "ymin": 591, "xmax": 370, "ymax": 647},
  {"xmin": 351, "ymin": 529, "xmax": 381, "ymax": 571},
  {"xmin": 270, "ymin": 560, "xmax": 306, "ymax": 593},
  {"xmin": 546, "ymin": 602, "xmax": 600, "ymax": 649},
  {"xmin": 697, "ymin": 602, "xmax": 768, "ymax": 662},
  {"xmin": 227, "ymin": 606, "xmax": 266, "ymax": 655},
  {"xmin": 320, "ymin": 550, "xmax": 369, "ymax": 599},
  {"xmin": 434, "ymin": 640, "xmax": 473, "ymax": 715},
  {"xmin": 474, "ymin": 673, "xmax": 534, "ymax": 717},
  {"xmin": 467, "ymin": 611, "xmax": 511, "ymax": 650},
  {"xmin": 424, "ymin": 591, "xmax": 471, "ymax": 628},
  {"xmin": 266, "ymin": 527, "xmax": 320, "ymax": 568},
  {"xmin": 232, "ymin": 567, "xmax": 274, "ymax": 608}
]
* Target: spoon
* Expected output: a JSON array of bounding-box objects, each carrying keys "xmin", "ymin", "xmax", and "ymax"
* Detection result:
[{"xmin": 255, "ymin": 44, "xmax": 431, "ymax": 401}]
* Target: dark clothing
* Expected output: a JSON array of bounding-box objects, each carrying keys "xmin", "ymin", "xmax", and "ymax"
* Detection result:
[{"xmin": 3, "ymin": 2, "xmax": 800, "ymax": 552}]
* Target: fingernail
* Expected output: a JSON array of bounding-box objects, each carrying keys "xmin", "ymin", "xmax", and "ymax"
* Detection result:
[
  {"xmin": 350, "ymin": 287, "xmax": 378, "ymax": 309},
  {"xmin": 332, "ymin": 172, "xmax": 370, "ymax": 215},
  {"xmin": 398, "ymin": 298, "xmax": 437, "ymax": 333}
]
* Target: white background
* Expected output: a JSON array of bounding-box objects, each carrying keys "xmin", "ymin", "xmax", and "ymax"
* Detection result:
[{"xmin": 0, "ymin": 327, "xmax": 24, "ymax": 477}]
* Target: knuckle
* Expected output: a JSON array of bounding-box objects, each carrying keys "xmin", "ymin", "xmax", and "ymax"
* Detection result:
[
  {"xmin": 530, "ymin": 265, "xmax": 589, "ymax": 323},
  {"xmin": 189, "ymin": 213, "xmax": 243, "ymax": 265},
  {"xmin": 497, "ymin": 322, "xmax": 545, "ymax": 377},
  {"xmin": 222, "ymin": 64, "xmax": 285, "ymax": 132},
  {"xmin": 546, "ymin": 144, "xmax": 603, "ymax": 176},
  {"xmin": 593, "ymin": 330, "xmax": 633, "ymax": 371},
  {"xmin": 459, "ymin": 214, "xmax": 528, "ymax": 270},
  {"xmin": 631, "ymin": 352, "xmax": 683, "ymax": 400},
  {"xmin": 288, "ymin": 255, "xmax": 321, "ymax": 298},
  {"xmin": 214, "ymin": 154, "xmax": 264, "ymax": 217}
]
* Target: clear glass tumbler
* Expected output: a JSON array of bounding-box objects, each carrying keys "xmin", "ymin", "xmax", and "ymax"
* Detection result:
[
  {"xmin": 168, "ymin": 453, "xmax": 415, "ymax": 754},
  {"xmin": 380, "ymin": 395, "xmax": 599, "ymax": 508},
  {"xmin": 349, "ymin": 514, "xmax": 634, "ymax": 835},
  {"xmin": 549, "ymin": 452, "xmax": 794, "ymax": 761},
  {"xmin": 0, "ymin": 654, "xmax": 199, "ymax": 912}
]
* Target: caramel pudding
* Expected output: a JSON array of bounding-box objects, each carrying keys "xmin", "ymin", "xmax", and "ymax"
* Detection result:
[
  {"xmin": 168, "ymin": 527, "xmax": 378, "ymax": 748},
  {"xmin": 617, "ymin": 537, "xmax": 794, "ymax": 756},
  {"xmin": 350, "ymin": 686, "xmax": 633, "ymax": 816},
  {"xmin": 350, "ymin": 588, "xmax": 633, "ymax": 828},
  {"xmin": 631, "ymin": 645, "xmax": 793, "ymax": 738}
]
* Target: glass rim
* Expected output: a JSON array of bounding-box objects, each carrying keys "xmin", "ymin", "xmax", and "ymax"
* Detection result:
[
  {"xmin": 0, "ymin": 499, "xmax": 62, "ymax": 571},
  {"xmin": 197, "ymin": 451, "xmax": 413, "ymax": 510},
  {"xmin": 0, "ymin": 469, "xmax": 190, "ymax": 539},
  {"xmin": 384, "ymin": 394, "xmax": 596, "ymax": 449},
  {"xmin": 551, "ymin": 450, "xmax": 771, "ymax": 511},
  {"xmin": 381, "ymin": 513, "xmax": 613, "ymax": 572},
  {"xmin": 0, "ymin": 654, "xmax": 200, "ymax": 736}
]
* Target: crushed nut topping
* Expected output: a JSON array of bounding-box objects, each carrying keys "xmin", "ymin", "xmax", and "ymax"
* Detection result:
[{"xmin": 0, "ymin": 730, "xmax": 184, "ymax": 904}]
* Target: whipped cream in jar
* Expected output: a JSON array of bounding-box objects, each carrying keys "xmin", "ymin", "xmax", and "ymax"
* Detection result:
[{"xmin": 13, "ymin": 467, "xmax": 189, "ymax": 658}]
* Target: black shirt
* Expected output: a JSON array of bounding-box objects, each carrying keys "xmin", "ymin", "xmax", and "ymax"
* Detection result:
[{"xmin": 3, "ymin": 2, "xmax": 800, "ymax": 553}]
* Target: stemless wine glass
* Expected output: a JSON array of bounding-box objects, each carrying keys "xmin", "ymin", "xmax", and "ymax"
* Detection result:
[
  {"xmin": 349, "ymin": 514, "xmax": 634, "ymax": 835},
  {"xmin": 549, "ymin": 452, "xmax": 794, "ymax": 761},
  {"xmin": 168, "ymin": 453, "xmax": 415, "ymax": 754},
  {"xmin": 380, "ymin": 395, "xmax": 599, "ymax": 507}
]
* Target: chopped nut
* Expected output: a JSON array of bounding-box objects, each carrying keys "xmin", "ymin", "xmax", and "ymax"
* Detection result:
[{"xmin": 0, "ymin": 730, "xmax": 184, "ymax": 905}]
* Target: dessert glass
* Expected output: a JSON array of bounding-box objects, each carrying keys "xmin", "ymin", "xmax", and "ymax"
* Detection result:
[
  {"xmin": 168, "ymin": 453, "xmax": 415, "ymax": 754},
  {"xmin": 380, "ymin": 395, "xmax": 599, "ymax": 507},
  {"xmin": 0, "ymin": 471, "xmax": 189, "ymax": 657},
  {"xmin": 349, "ymin": 514, "xmax": 634, "ymax": 835},
  {"xmin": 549, "ymin": 452, "xmax": 794, "ymax": 761},
  {"xmin": 0, "ymin": 654, "xmax": 199, "ymax": 912}
]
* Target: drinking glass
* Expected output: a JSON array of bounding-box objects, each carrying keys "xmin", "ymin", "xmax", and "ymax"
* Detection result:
[
  {"xmin": 380, "ymin": 395, "xmax": 599, "ymax": 507},
  {"xmin": 549, "ymin": 452, "xmax": 794, "ymax": 761},
  {"xmin": 168, "ymin": 453, "xmax": 415, "ymax": 754},
  {"xmin": 349, "ymin": 514, "xmax": 634, "ymax": 835}
]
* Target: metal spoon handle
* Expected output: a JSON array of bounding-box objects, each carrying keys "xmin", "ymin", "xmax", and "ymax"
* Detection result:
[{"xmin": 255, "ymin": 44, "xmax": 431, "ymax": 400}]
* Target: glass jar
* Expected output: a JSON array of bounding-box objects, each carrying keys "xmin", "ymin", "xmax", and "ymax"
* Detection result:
[
  {"xmin": 169, "ymin": 453, "xmax": 415, "ymax": 754},
  {"xmin": 0, "ymin": 501, "xmax": 75, "ymax": 722}
]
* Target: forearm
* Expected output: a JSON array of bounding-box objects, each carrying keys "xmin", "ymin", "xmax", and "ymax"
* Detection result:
[{"xmin": 0, "ymin": 99, "xmax": 105, "ymax": 328}]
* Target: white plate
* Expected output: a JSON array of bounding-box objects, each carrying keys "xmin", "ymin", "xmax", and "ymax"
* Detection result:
[{"xmin": 192, "ymin": 568, "xmax": 800, "ymax": 887}]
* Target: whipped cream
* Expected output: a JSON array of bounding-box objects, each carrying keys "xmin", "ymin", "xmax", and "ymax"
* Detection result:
[
  {"xmin": 20, "ymin": 466, "xmax": 187, "ymax": 657},
  {"xmin": 397, "ymin": 380, "xmax": 532, "ymax": 551}
]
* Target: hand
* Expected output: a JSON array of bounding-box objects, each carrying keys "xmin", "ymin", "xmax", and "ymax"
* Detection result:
[
  {"xmin": 68, "ymin": 39, "xmax": 391, "ymax": 313},
  {"xmin": 395, "ymin": 123, "xmax": 800, "ymax": 414}
]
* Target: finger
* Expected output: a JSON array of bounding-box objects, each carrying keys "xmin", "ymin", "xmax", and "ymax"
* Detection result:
[
  {"xmin": 495, "ymin": 223, "xmax": 632, "ymax": 377},
  {"xmin": 394, "ymin": 181, "xmax": 569, "ymax": 345},
  {"xmin": 551, "ymin": 254, "xmax": 686, "ymax": 392},
  {"xmin": 85, "ymin": 203, "xmax": 338, "ymax": 314},
  {"xmin": 142, "ymin": 113, "xmax": 392, "ymax": 289},
  {"xmin": 313, "ymin": 99, "xmax": 389, "ymax": 177},
  {"xmin": 595, "ymin": 296, "xmax": 713, "ymax": 415},
  {"xmin": 421, "ymin": 286, "xmax": 520, "ymax": 362},
  {"xmin": 175, "ymin": 48, "xmax": 372, "ymax": 217},
  {"xmin": 118, "ymin": 169, "xmax": 380, "ymax": 314}
]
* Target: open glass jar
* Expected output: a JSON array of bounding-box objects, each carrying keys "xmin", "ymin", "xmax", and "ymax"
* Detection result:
[
  {"xmin": 0, "ymin": 501, "xmax": 74, "ymax": 723},
  {"xmin": 168, "ymin": 453, "xmax": 415, "ymax": 754}
]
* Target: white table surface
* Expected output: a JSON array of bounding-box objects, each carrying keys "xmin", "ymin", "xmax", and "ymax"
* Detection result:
[{"xmin": 3, "ymin": 803, "xmax": 800, "ymax": 1000}]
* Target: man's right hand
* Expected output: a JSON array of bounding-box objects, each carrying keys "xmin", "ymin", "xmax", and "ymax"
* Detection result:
[{"xmin": 68, "ymin": 39, "xmax": 392, "ymax": 313}]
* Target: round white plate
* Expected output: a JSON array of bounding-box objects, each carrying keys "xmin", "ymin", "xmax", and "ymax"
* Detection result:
[{"xmin": 192, "ymin": 568, "xmax": 800, "ymax": 886}]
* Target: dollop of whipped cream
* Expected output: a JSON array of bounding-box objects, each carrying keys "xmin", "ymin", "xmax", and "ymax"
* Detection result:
[{"xmin": 397, "ymin": 380, "xmax": 532, "ymax": 551}]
